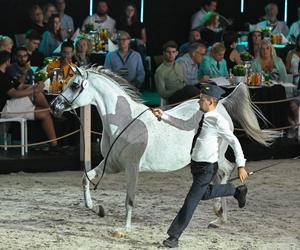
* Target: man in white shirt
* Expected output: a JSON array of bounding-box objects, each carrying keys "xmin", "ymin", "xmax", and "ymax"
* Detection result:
[
  {"xmin": 82, "ymin": 0, "xmax": 116, "ymax": 36},
  {"xmin": 191, "ymin": 0, "xmax": 217, "ymax": 30},
  {"xmin": 288, "ymin": 6, "xmax": 300, "ymax": 42},
  {"xmin": 256, "ymin": 3, "xmax": 289, "ymax": 36},
  {"xmin": 152, "ymin": 83, "xmax": 248, "ymax": 248}
]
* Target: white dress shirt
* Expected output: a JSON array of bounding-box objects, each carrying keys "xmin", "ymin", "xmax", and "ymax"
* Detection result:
[
  {"xmin": 162, "ymin": 108, "xmax": 246, "ymax": 166},
  {"xmin": 256, "ymin": 20, "xmax": 289, "ymax": 36},
  {"xmin": 82, "ymin": 14, "xmax": 116, "ymax": 35},
  {"xmin": 288, "ymin": 20, "xmax": 300, "ymax": 41}
]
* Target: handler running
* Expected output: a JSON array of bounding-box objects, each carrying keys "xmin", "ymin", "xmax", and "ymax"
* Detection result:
[{"xmin": 152, "ymin": 83, "xmax": 248, "ymax": 248}]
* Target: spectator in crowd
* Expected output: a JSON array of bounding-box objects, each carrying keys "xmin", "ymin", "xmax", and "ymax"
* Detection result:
[
  {"xmin": 199, "ymin": 42, "xmax": 229, "ymax": 78},
  {"xmin": 200, "ymin": 12, "xmax": 222, "ymax": 47},
  {"xmin": 177, "ymin": 42, "xmax": 209, "ymax": 86},
  {"xmin": 287, "ymin": 6, "xmax": 300, "ymax": 43},
  {"xmin": 117, "ymin": 2, "xmax": 146, "ymax": 46},
  {"xmin": 178, "ymin": 29, "xmax": 202, "ymax": 57},
  {"xmin": 222, "ymin": 31, "xmax": 241, "ymax": 72},
  {"xmin": 7, "ymin": 47, "xmax": 34, "ymax": 85},
  {"xmin": 42, "ymin": 2, "xmax": 58, "ymax": 24},
  {"xmin": 24, "ymin": 29, "xmax": 44, "ymax": 68},
  {"xmin": 286, "ymin": 34, "xmax": 300, "ymax": 86},
  {"xmin": 251, "ymin": 40, "xmax": 287, "ymax": 82},
  {"xmin": 155, "ymin": 41, "xmax": 200, "ymax": 104},
  {"xmin": 82, "ymin": 0, "xmax": 116, "ymax": 36},
  {"xmin": 0, "ymin": 51, "xmax": 61, "ymax": 152},
  {"xmin": 74, "ymin": 37, "xmax": 92, "ymax": 67},
  {"xmin": 39, "ymin": 14, "xmax": 63, "ymax": 57},
  {"xmin": 256, "ymin": 3, "xmax": 289, "ymax": 37},
  {"xmin": 247, "ymin": 30, "xmax": 264, "ymax": 58},
  {"xmin": 191, "ymin": 0, "xmax": 217, "ymax": 30},
  {"xmin": 28, "ymin": 5, "xmax": 46, "ymax": 37},
  {"xmin": 0, "ymin": 35, "xmax": 14, "ymax": 53},
  {"xmin": 47, "ymin": 40, "xmax": 76, "ymax": 82},
  {"xmin": 55, "ymin": 0, "xmax": 74, "ymax": 40},
  {"xmin": 104, "ymin": 31, "xmax": 145, "ymax": 89}
]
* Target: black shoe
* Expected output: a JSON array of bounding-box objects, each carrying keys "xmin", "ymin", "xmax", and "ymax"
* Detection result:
[
  {"xmin": 49, "ymin": 145, "xmax": 65, "ymax": 154},
  {"xmin": 163, "ymin": 236, "xmax": 178, "ymax": 248},
  {"xmin": 234, "ymin": 185, "xmax": 248, "ymax": 208}
]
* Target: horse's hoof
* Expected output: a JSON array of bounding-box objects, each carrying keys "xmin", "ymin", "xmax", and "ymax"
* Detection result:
[
  {"xmin": 208, "ymin": 223, "xmax": 219, "ymax": 229},
  {"xmin": 97, "ymin": 205, "xmax": 105, "ymax": 217}
]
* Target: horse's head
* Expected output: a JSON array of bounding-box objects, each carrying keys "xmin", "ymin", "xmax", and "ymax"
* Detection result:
[{"xmin": 51, "ymin": 66, "xmax": 91, "ymax": 117}]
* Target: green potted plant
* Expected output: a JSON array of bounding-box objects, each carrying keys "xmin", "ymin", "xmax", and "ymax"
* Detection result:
[
  {"xmin": 240, "ymin": 51, "xmax": 253, "ymax": 62},
  {"xmin": 232, "ymin": 64, "xmax": 247, "ymax": 84}
]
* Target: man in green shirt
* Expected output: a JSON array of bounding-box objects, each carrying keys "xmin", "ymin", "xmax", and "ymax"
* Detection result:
[{"xmin": 155, "ymin": 41, "xmax": 200, "ymax": 104}]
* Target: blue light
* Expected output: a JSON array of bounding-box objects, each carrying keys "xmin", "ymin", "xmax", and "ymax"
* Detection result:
[
  {"xmin": 241, "ymin": 0, "xmax": 244, "ymax": 13},
  {"xmin": 89, "ymin": 0, "xmax": 93, "ymax": 16},
  {"xmin": 284, "ymin": 0, "xmax": 288, "ymax": 23},
  {"xmin": 140, "ymin": 0, "xmax": 144, "ymax": 23}
]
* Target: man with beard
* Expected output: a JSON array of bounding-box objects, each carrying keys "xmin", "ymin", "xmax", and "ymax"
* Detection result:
[
  {"xmin": 7, "ymin": 47, "xmax": 34, "ymax": 85},
  {"xmin": 82, "ymin": 0, "xmax": 116, "ymax": 36}
]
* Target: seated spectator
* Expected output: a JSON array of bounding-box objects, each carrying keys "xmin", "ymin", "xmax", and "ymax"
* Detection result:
[
  {"xmin": 0, "ymin": 51, "xmax": 60, "ymax": 151},
  {"xmin": 104, "ymin": 31, "xmax": 145, "ymax": 89},
  {"xmin": 223, "ymin": 31, "xmax": 241, "ymax": 72},
  {"xmin": 199, "ymin": 42, "xmax": 229, "ymax": 78},
  {"xmin": 82, "ymin": 0, "xmax": 116, "ymax": 36},
  {"xmin": 155, "ymin": 41, "xmax": 200, "ymax": 104},
  {"xmin": 24, "ymin": 29, "xmax": 44, "ymax": 68},
  {"xmin": 55, "ymin": 0, "xmax": 74, "ymax": 40},
  {"xmin": 248, "ymin": 30, "xmax": 264, "ymax": 58},
  {"xmin": 7, "ymin": 47, "xmax": 34, "ymax": 85},
  {"xmin": 251, "ymin": 40, "xmax": 287, "ymax": 82},
  {"xmin": 191, "ymin": 0, "xmax": 217, "ymax": 30},
  {"xmin": 42, "ymin": 2, "xmax": 58, "ymax": 24},
  {"xmin": 200, "ymin": 12, "xmax": 222, "ymax": 47},
  {"xmin": 47, "ymin": 40, "xmax": 76, "ymax": 82},
  {"xmin": 0, "ymin": 35, "xmax": 14, "ymax": 53},
  {"xmin": 39, "ymin": 14, "xmax": 63, "ymax": 57},
  {"xmin": 74, "ymin": 37, "xmax": 92, "ymax": 67},
  {"xmin": 286, "ymin": 34, "xmax": 300, "ymax": 75},
  {"xmin": 177, "ymin": 42, "xmax": 209, "ymax": 85},
  {"xmin": 28, "ymin": 5, "xmax": 46, "ymax": 37},
  {"xmin": 178, "ymin": 29, "xmax": 202, "ymax": 57},
  {"xmin": 288, "ymin": 6, "xmax": 300, "ymax": 43},
  {"xmin": 256, "ymin": 3, "xmax": 289, "ymax": 37}
]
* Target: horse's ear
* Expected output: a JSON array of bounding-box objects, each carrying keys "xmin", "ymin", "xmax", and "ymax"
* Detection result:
[
  {"xmin": 69, "ymin": 64, "xmax": 85, "ymax": 76},
  {"xmin": 69, "ymin": 64, "xmax": 78, "ymax": 74}
]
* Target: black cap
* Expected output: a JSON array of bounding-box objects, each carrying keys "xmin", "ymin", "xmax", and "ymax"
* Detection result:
[{"xmin": 200, "ymin": 83, "xmax": 225, "ymax": 100}]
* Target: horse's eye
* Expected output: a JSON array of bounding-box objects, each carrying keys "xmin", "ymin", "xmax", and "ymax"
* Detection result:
[{"xmin": 71, "ymin": 82, "xmax": 81, "ymax": 90}]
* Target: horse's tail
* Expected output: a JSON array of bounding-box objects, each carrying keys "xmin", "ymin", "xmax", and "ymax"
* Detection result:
[{"xmin": 220, "ymin": 83, "xmax": 279, "ymax": 146}]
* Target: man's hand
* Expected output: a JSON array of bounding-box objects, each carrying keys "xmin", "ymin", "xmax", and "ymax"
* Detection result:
[
  {"xmin": 151, "ymin": 108, "xmax": 163, "ymax": 119},
  {"xmin": 238, "ymin": 167, "xmax": 248, "ymax": 182}
]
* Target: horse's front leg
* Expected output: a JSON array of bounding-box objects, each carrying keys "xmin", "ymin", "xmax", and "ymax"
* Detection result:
[
  {"xmin": 82, "ymin": 161, "xmax": 105, "ymax": 216},
  {"xmin": 124, "ymin": 164, "xmax": 139, "ymax": 231}
]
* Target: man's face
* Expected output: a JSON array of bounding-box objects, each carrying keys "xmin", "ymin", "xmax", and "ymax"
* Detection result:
[
  {"xmin": 32, "ymin": 8, "xmax": 44, "ymax": 23},
  {"xmin": 164, "ymin": 47, "xmax": 178, "ymax": 62},
  {"xmin": 56, "ymin": 0, "xmax": 66, "ymax": 12},
  {"xmin": 205, "ymin": 1, "xmax": 217, "ymax": 12},
  {"xmin": 118, "ymin": 35, "xmax": 130, "ymax": 50},
  {"xmin": 252, "ymin": 31, "xmax": 262, "ymax": 45},
  {"xmin": 192, "ymin": 47, "xmax": 206, "ymax": 64},
  {"xmin": 266, "ymin": 5, "xmax": 278, "ymax": 18},
  {"xmin": 212, "ymin": 50, "xmax": 225, "ymax": 62},
  {"xmin": 61, "ymin": 47, "xmax": 73, "ymax": 60},
  {"xmin": 190, "ymin": 31, "xmax": 201, "ymax": 42},
  {"xmin": 198, "ymin": 94, "xmax": 212, "ymax": 112},
  {"xmin": 27, "ymin": 39, "xmax": 40, "ymax": 52},
  {"xmin": 97, "ymin": 2, "xmax": 108, "ymax": 15},
  {"xmin": 16, "ymin": 50, "xmax": 29, "ymax": 67}
]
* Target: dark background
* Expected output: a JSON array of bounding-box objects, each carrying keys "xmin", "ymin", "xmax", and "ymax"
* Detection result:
[{"xmin": 0, "ymin": 0, "xmax": 299, "ymax": 55}]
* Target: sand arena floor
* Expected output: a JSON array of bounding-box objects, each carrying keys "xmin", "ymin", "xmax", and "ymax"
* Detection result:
[{"xmin": 0, "ymin": 159, "xmax": 299, "ymax": 250}]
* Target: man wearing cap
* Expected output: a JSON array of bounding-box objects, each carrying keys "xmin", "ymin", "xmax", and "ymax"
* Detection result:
[{"xmin": 152, "ymin": 83, "xmax": 248, "ymax": 248}]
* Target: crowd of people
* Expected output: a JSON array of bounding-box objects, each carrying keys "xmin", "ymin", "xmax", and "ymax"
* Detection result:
[{"xmin": 0, "ymin": 0, "xmax": 299, "ymax": 150}]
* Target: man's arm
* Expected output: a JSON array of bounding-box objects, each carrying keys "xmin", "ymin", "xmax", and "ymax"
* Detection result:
[
  {"xmin": 7, "ymin": 82, "xmax": 44, "ymax": 98},
  {"xmin": 152, "ymin": 108, "xmax": 201, "ymax": 131}
]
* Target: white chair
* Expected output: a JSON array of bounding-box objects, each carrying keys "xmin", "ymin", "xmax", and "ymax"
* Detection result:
[{"xmin": 0, "ymin": 118, "xmax": 28, "ymax": 156}]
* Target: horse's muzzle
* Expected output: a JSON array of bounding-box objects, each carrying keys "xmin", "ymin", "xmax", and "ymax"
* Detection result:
[{"xmin": 51, "ymin": 95, "xmax": 68, "ymax": 118}]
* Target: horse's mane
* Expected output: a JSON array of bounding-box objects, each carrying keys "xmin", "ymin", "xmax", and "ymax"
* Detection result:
[{"xmin": 85, "ymin": 66, "xmax": 143, "ymax": 103}]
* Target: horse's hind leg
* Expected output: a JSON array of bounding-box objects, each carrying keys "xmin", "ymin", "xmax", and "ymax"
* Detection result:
[
  {"xmin": 124, "ymin": 164, "xmax": 139, "ymax": 230},
  {"xmin": 82, "ymin": 161, "xmax": 104, "ymax": 212}
]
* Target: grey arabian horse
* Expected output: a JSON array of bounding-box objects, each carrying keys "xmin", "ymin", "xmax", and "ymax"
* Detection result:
[{"xmin": 52, "ymin": 66, "xmax": 274, "ymax": 231}]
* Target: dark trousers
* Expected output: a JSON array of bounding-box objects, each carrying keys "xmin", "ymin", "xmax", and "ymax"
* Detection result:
[{"xmin": 167, "ymin": 161, "xmax": 236, "ymax": 239}]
